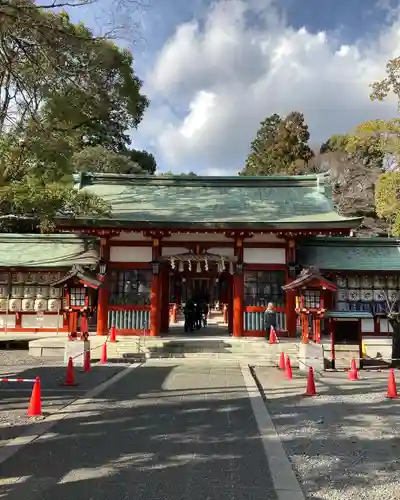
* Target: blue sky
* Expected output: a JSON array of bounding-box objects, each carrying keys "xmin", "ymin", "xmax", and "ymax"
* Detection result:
[{"xmin": 67, "ymin": 0, "xmax": 400, "ymax": 174}]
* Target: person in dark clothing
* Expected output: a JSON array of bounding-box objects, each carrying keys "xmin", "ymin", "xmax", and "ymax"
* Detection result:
[
  {"xmin": 202, "ymin": 303, "xmax": 209, "ymax": 327},
  {"xmin": 184, "ymin": 300, "xmax": 195, "ymax": 332},
  {"xmin": 264, "ymin": 302, "xmax": 277, "ymax": 341},
  {"xmin": 194, "ymin": 302, "xmax": 203, "ymax": 330}
]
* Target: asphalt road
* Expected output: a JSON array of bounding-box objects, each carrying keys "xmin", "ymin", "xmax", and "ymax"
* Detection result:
[{"xmin": 0, "ymin": 361, "xmax": 277, "ymax": 500}]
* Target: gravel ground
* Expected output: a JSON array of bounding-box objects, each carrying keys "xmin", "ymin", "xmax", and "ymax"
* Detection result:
[
  {"xmin": 0, "ymin": 350, "xmax": 127, "ymax": 444},
  {"xmin": 254, "ymin": 366, "xmax": 400, "ymax": 500}
]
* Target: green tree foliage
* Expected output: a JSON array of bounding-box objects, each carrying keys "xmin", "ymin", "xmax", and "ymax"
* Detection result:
[
  {"xmin": 158, "ymin": 171, "xmax": 198, "ymax": 176},
  {"xmin": 311, "ymin": 129, "xmax": 388, "ymax": 235},
  {"xmin": 71, "ymin": 146, "xmax": 144, "ymax": 174},
  {"xmin": 0, "ymin": 3, "xmax": 154, "ymax": 230},
  {"xmin": 370, "ymin": 56, "xmax": 400, "ymax": 103},
  {"xmin": 1, "ymin": 5, "xmax": 148, "ymax": 147},
  {"xmin": 240, "ymin": 112, "xmax": 314, "ymax": 176},
  {"xmin": 0, "ymin": 176, "xmax": 110, "ymax": 232},
  {"xmin": 125, "ymin": 149, "xmax": 157, "ymax": 174},
  {"xmin": 375, "ymin": 172, "xmax": 400, "ymax": 236}
]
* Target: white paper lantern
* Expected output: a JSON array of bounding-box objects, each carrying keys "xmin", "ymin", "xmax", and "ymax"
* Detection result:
[
  {"xmin": 47, "ymin": 299, "xmax": 61, "ymax": 312},
  {"xmin": 22, "ymin": 299, "xmax": 34, "ymax": 311},
  {"xmin": 49, "ymin": 287, "xmax": 61, "ymax": 299},
  {"xmin": 23, "ymin": 286, "xmax": 36, "ymax": 298},
  {"xmin": 9, "ymin": 298, "xmax": 22, "ymax": 311},
  {"xmin": 34, "ymin": 298, "xmax": 47, "ymax": 311},
  {"xmin": 36, "ymin": 286, "xmax": 49, "ymax": 299},
  {"xmin": 11, "ymin": 286, "xmax": 24, "ymax": 298}
]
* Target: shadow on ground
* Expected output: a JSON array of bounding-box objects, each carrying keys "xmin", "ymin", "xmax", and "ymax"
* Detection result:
[
  {"xmin": 0, "ymin": 363, "xmax": 278, "ymax": 500},
  {"xmin": 253, "ymin": 366, "xmax": 400, "ymax": 500}
]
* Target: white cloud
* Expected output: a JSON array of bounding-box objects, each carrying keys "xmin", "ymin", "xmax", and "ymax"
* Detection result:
[{"xmin": 139, "ymin": 0, "xmax": 400, "ymax": 174}]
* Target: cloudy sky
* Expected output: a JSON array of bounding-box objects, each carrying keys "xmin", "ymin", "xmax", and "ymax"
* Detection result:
[{"xmin": 71, "ymin": 0, "xmax": 400, "ymax": 174}]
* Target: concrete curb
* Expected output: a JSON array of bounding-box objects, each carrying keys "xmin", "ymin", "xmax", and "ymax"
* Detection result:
[{"xmin": 240, "ymin": 362, "xmax": 306, "ymax": 500}]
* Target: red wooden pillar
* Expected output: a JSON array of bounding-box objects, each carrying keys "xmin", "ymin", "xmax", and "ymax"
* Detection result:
[
  {"xmin": 150, "ymin": 238, "xmax": 161, "ymax": 336},
  {"xmin": 285, "ymin": 238, "xmax": 297, "ymax": 337},
  {"xmin": 97, "ymin": 237, "xmax": 110, "ymax": 336},
  {"xmin": 285, "ymin": 290, "xmax": 297, "ymax": 337},
  {"xmin": 301, "ymin": 311, "xmax": 309, "ymax": 343},
  {"xmin": 233, "ymin": 237, "xmax": 244, "ymax": 337},
  {"xmin": 160, "ymin": 265, "xmax": 170, "ymax": 333}
]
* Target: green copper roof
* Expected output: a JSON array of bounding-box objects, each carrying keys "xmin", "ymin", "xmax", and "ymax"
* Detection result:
[
  {"xmin": 325, "ymin": 311, "xmax": 373, "ymax": 318},
  {"xmin": 298, "ymin": 237, "xmax": 400, "ymax": 271},
  {"xmin": 0, "ymin": 234, "xmax": 99, "ymax": 268},
  {"xmin": 68, "ymin": 172, "xmax": 362, "ymax": 230}
]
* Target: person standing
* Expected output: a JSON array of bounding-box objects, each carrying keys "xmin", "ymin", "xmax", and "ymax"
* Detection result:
[
  {"xmin": 264, "ymin": 302, "xmax": 277, "ymax": 341},
  {"xmin": 202, "ymin": 302, "xmax": 209, "ymax": 327}
]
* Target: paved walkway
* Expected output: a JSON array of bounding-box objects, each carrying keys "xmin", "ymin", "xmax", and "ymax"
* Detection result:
[{"xmin": 0, "ymin": 361, "xmax": 278, "ymax": 500}]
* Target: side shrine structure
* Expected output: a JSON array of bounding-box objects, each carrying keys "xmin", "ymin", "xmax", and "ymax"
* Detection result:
[{"xmin": 1, "ymin": 172, "xmax": 400, "ymax": 348}]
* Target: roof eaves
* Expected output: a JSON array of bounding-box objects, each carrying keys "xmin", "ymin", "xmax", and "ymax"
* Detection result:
[
  {"xmin": 56, "ymin": 218, "xmax": 362, "ymax": 230},
  {"xmin": 73, "ymin": 171, "xmax": 330, "ymax": 190}
]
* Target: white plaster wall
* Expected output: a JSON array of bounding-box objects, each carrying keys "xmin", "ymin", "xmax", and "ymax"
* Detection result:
[
  {"xmin": 379, "ymin": 318, "xmax": 393, "ymax": 333},
  {"xmin": 111, "ymin": 232, "xmax": 151, "ymax": 242},
  {"xmin": 22, "ymin": 314, "xmax": 63, "ymax": 329},
  {"xmin": 361, "ymin": 318, "xmax": 375, "ymax": 333},
  {"xmin": 243, "ymin": 248, "xmax": 286, "ymax": 264},
  {"xmin": 362, "ymin": 336, "xmax": 392, "ymax": 360},
  {"xmin": 0, "ymin": 315, "xmax": 16, "ymax": 328},
  {"xmin": 110, "ymin": 246, "xmax": 152, "ymax": 262},
  {"xmin": 250, "ymin": 234, "xmax": 285, "ymax": 243},
  {"xmin": 168, "ymin": 233, "xmax": 229, "ymax": 242},
  {"xmin": 208, "ymin": 247, "xmax": 235, "ymax": 258},
  {"xmin": 162, "ymin": 247, "xmax": 188, "ymax": 256}
]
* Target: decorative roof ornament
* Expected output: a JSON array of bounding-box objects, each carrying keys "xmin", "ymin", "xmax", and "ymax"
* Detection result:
[{"xmin": 170, "ymin": 257, "xmax": 176, "ymax": 269}]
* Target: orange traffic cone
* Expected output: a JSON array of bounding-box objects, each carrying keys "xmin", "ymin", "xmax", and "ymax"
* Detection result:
[
  {"xmin": 83, "ymin": 349, "xmax": 91, "ymax": 373},
  {"xmin": 285, "ymin": 356, "xmax": 293, "ymax": 379},
  {"xmin": 278, "ymin": 351, "xmax": 285, "ymax": 370},
  {"xmin": 27, "ymin": 377, "xmax": 42, "ymax": 417},
  {"xmin": 387, "ymin": 369, "xmax": 398, "ymax": 399},
  {"xmin": 348, "ymin": 359, "xmax": 358, "ymax": 381},
  {"xmin": 100, "ymin": 342, "xmax": 107, "ymax": 364},
  {"xmin": 303, "ymin": 367, "xmax": 317, "ymax": 397},
  {"xmin": 109, "ymin": 325, "xmax": 117, "ymax": 343},
  {"xmin": 63, "ymin": 357, "xmax": 76, "ymax": 386},
  {"xmin": 269, "ymin": 326, "xmax": 277, "ymax": 344}
]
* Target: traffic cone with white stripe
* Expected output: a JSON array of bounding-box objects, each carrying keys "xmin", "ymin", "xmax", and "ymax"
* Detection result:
[
  {"xmin": 63, "ymin": 357, "xmax": 77, "ymax": 386},
  {"xmin": 27, "ymin": 377, "xmax": 42, "ymax": 417},
  {"xmin": 269, "ymin": 326, "xmax": 278, "ymax": 344},
  {"xmin": 109, "ymin": 325, "xmax": 117, "ymax": 343},
  {"xmin": 348, "ymin": 359, "xmax": 358, "ymax": 381},
  {"xmin": 285, "ymin": 356, "xmax": 293, "ymax": 379},
  {"xmin": 303, "ymin": 367, "xmax": 317, "ymax": 397}
]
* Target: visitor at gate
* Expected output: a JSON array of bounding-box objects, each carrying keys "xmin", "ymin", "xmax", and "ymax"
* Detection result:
[
  {"xmin": 264, "ymin": 302, "xmax": 277, "ymax": 341},
  {"xmin": 202, "ymin": 302, "xmax": 209, "ymax": 327},
  {"xmin": 184, "ymin": 300, "xmax": 196, "ymax": 332},
  {"xmin": 194, "ymin": 301, "xmax": 203, "ymax": 330}
]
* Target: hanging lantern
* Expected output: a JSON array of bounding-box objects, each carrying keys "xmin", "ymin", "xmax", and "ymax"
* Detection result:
[
  {"xmin": 229, "ymin": 261, "xmax": 234, "ymax": 275},
  {"xmin": 178, "ymin": 260, "xmax": 184, "ymax": 273},
  {"xmin": 196, "ymin": 261, "xmax": 201, "ymax": 273}
]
